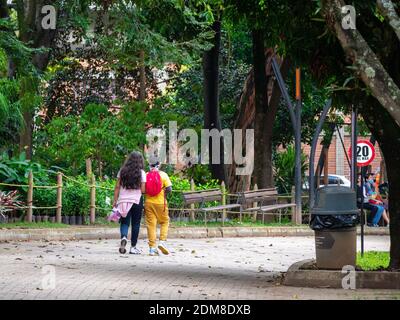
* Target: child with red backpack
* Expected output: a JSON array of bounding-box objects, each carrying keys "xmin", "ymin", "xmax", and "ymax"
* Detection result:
[{"xmin": 145, "ymin": 158, "xmax": 172, "ymax": 256}]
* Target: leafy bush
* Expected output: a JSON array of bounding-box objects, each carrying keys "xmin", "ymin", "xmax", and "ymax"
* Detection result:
[
  {"xmin": 168, "ymin": 174, "xmax": 220, "ymax": 209},
  {"xmin": 33, "ymin": 188, "xmax": 57, "ymax": 216},
  {"xmin": 32, "ymin": 176, "xmax": 114, "ymax": 218},
  {"xmin": 0, "ymin": 152, "xmax": 57, "ymax": 189},
  {"xmin": 62, "ymin": 176, "xmax": 90, "ymax": 217},
  {"xmin": 273, "ymin": 145, "xmax": 308, "ymax": 194}
]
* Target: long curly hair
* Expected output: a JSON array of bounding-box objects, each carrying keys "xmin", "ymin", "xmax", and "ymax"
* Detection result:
[{"xmin": 120, "ymin": 151, "xmax": 144, "ymax": 190}]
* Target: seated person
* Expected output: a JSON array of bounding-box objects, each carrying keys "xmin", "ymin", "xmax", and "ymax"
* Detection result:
[
  {"xmin": 369, "ymin": 192, "xmax": 390, "ymax": 226},
  {"xmin": 357, "ymin": 180, "xmax": 383, "ymax": 227}
]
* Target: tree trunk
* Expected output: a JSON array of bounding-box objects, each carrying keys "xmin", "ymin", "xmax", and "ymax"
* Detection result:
[
  {"xmin": 252, "ymin": 29, "xmax": 271, "ymax": 189},
  {"xmin": 16, "ymin": 0, "xmax": 58, "ymax": 159},
  {"xmin": 377, "ymin": 0, "xmax": 400, "ymax": 42},
  {"xmin": 227, "ymin": 50, "xmax": 289, "ymax": 192},
  {"xmin": 362, "ymin": 98, "xmax": 400, "ymax": 270},
  {"xmin": 323, "ymin": 0, "xmax": 400, "ymax": 126},
  {"xmin": 203, "ymin": 20, "xmax": 226, "ymax": 182}
]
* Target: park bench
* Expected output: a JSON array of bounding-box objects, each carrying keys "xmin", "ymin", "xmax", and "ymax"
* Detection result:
[
  {"xmin": 182, "ymin": 189, "xmax": 242, "ymax": 224},
  {"xmin": 238, "ymin": 188, "xmax": 296, "ymax": 223}
]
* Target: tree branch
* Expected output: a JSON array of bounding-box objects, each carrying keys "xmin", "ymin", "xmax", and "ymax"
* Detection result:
[
  {"xmin": 322, "ymin": 0, "xmax": 400, "ymax": 126},
  {"xmin": 377, "ymin": 0, "xmax": 400, "ymax": 42}
]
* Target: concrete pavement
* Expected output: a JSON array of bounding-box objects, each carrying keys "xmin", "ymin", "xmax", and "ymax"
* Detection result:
[{"xmin": 0, "ymin": 235, "xmax": 399, "ymax": 300}]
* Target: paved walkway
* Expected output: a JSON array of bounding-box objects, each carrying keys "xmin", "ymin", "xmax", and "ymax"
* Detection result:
[{"xmin": 0, "ymin": 236, "xmax": 399, "ymax": 300}]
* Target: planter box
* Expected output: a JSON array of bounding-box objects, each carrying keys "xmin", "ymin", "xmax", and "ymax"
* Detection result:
[
  {"xmin": 49, "ymin": 217, "xmax": 56, "ymax": 223},
  {"xmin": 284, "ymin": 259, "xmax": 400, "ymax": 289},
  {"xmin": 61, "ymin": 216, "xmax": 69, "ymax": 224}
]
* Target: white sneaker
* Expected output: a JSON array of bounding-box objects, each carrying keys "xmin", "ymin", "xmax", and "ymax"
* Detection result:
[
  {"xmin": 158, "ymin": 241, "xmax": 170, "ymax": 255},
  {"xmin": 149, "ymin": 247, "xmax": 159, "ymax": 256},
  {"xmin": 129, "ymin": 247, "xmax": 142, "ymax": 255},
  {"xmin": 119, "ymin": 237, "xmax": 127, "ymax": 254}
]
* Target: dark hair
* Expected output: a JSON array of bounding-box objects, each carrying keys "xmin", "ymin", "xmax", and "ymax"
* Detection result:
[{"xmin": 120, "ymin": 151, "xmax": 144, "ymax": 190}]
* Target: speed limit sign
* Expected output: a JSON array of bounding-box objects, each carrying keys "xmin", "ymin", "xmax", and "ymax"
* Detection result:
[{"xmin": 348, "ymin": 140, "xmax": 376, "ymax": 167}]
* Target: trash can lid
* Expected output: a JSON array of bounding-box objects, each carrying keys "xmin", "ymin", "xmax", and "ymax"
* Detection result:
[{"xmin": 311, "ymin": 186, "xmax": 359, "ymax": 215}]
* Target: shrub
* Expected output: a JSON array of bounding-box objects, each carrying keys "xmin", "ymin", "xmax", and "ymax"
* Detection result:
[
  {"xmin": 0, "ymin": 190, "xmax": 23, "ymax": 219},
  {"xmin": 33, "ymin": 188, "xmax": 57, "ymax": 216},
  {"xmin": 0, "ymin": 152, "xmax": 58, "ymax": 192},
  {"xmin": 62, "ymin": 176, "xmax": 90, "ymax": 217},
  {"xmin": 273, "ymin": 145, "xmax": 308, "ymax": 194}
]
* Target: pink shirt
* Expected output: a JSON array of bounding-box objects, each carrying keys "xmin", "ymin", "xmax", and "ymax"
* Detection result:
[{"xmin": 116, "ymin": 170, "xmax": 146, "ymax": 217}]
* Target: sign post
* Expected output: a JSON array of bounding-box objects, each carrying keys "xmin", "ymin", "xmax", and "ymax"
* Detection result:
[{"xmin": 348, "ymin": 139, "xmax": 376, "ymax": 256}]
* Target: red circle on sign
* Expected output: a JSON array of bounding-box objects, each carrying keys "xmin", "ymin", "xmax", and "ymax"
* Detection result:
[{"xmin": 348, "ymin": 140, "xmax": 376, "ymax": 167}]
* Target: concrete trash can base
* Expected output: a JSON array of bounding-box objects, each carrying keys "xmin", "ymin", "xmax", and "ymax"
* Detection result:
[{"xmin": 315, "ymin": 227, "xmax": 357, "ymax": 270}]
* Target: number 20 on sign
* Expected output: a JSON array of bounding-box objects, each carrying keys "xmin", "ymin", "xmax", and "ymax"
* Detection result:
[{"xmin": 348, "ymin": 140, "xmax": 376, "ymax": 167}]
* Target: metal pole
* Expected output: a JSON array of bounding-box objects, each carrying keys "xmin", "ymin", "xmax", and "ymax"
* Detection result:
[
  {"xmin": 309, "ymin": 99, "xmax": 332, "ymax": 208},
  {"xmin": 360, "ymin": 171, "xmax": 365, "ymax": 256},
  {"xmin": 272, "ymin": 57, "xmax": 300, "ymax": 224},
  {"xmin": 351, "ymin": 106, "xmax": 364, "ymax": 256},
  {"xmin": 351, "ymin": 107, "xmax": 358, "ymax": 190},
  {"xmin": 294, "ymin": 68, "xmax": 302, "ymax": 224}
]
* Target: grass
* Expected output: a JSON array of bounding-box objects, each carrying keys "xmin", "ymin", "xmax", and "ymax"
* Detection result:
[
  {"xmin": 0, "ymin": 217, "xmax": 298, "ymax": 229},
  {"xmin": 0, "ymin": 222, "xmax": 70, "ymax": 229},
  {"xmin": 357, "ymin": 251, "xmax": 390, "ymax": 271}
]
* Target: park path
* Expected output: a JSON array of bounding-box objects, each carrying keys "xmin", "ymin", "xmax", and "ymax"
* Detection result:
[{"xmin": 0, "ymin": 235, "xmax": 398, "ymax": 300}]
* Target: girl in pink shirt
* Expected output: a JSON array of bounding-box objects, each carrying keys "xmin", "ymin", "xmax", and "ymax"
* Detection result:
[{"xmin": 113, "ymin": 151, "xmax": 146, "ymax": 254}]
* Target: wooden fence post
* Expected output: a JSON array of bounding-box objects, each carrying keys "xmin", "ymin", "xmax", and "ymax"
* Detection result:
[
  {"xmin": 90, "ymin": 174, "xmax": 96, "ymax": 224},
  {"xmin": 56, "ymin": 172, "xmax": 63, "ymax": 223},
  {"xmin": 86, "ymin": 158, "xmax": 92, "ymax": 180},
  {"xmin": 252, "ymin": 183, "xmax": 258, "ymax": 222},
  {"xmin": 221, "ymin": 181, "xmax": 226, "ymax": 226},
  {"xmin": 190, "ymin": 179, "xmax": 195, "ymax": 222},
  {"xmin": 26, "ymin": 170, "xmax": 33, "ymax": 223}
]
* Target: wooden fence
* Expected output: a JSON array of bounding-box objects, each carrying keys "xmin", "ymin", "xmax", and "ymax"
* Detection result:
[{"xmin": 0, "ymin": 170, "xmax": 309, "ymax": 224}]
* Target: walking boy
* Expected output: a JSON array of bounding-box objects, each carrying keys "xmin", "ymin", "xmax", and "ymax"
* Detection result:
[{"xmin": 145, "ymin": 159, "xmax": 172, "ymax": 256}]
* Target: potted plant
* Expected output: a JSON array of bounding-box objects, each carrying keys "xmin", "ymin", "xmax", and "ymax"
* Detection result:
[
  {"xmin": 76, "ymin": 214, "xmax": 83, "ymax": 225},
  {"xmin": 69, "ymin": 215, "xmax": 76, "ymax": 225},
  {"xmin": 62, "ymin": 215, "xmax": 69, "ymax": 224}
]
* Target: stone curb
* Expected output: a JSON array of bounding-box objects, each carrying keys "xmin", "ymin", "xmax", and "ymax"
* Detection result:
[
  {"xmin": 0, "ymin": 226, "xmax": 389, "ymax": 242},
  {"xmin": 283, "ymin": 259, "xmax": 400, "ymax": 289}
]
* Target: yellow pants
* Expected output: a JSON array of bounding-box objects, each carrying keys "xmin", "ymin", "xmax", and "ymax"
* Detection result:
[{"xmin": 145, "ymin": 202, "xmax": 169, "ymax": 248}]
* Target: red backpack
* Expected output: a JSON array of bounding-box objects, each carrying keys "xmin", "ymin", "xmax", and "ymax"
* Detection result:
[{"xmin": 146, "ymin": 170, "xmax": 163, "ymax": 196}]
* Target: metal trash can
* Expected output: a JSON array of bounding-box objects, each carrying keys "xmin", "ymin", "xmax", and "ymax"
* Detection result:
[{"xmin": 310, "ymin": 186, "xmax": 359, "ymax": 270}]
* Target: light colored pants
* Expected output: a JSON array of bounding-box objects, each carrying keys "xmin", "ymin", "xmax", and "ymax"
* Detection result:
[{"xmin": 145, "ymin": 202, "xmax": 169, "ymax": 248}]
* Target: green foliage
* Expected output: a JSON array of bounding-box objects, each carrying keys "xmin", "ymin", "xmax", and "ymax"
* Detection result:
[
  {"xmin": 0, "ymin": 78, "xmax": 23, "ymax": 150},
  {"xmin": 36, "ymin": 103, "xmax": 148, "ymax": 176},
  {"xmin": 33, "ymin": 188, "xmax": 57, "ymax": 216},
  {"xmin": 168, "ymin": 174, "xmax": 220, "ymax": 208},
  {"xmin": 273, "ymin": 145, "xmax": 308, "ymax": 194},
  {"xmin": 273, "ymin": 73, "xmax": 335, "ymax": 147},
  {"xmin": 152, "ymin": 34, "xmax": 250, "ymax": 132},
  {"xmin": 357, "ymin": 251, "xmax": 390, "ymax": 271},
  {"xmin": 0, "ymin": 19, "xmax": 37, "ymax": 75},
  {"xmin": 0, "ymin": 152, "xmax": 56, "ymax": 188},
  {"xmin": 62, "ymin": 177, "xmax": 90, "ymax": 217},
  {"xmin": 99, "ymin": 0, "xmax": 214, "ymax": 68}
]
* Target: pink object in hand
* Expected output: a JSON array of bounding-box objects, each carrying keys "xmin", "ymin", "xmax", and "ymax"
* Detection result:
[{"xmin": 108, "ymin": 208, "xmax": 121, "ymax": 222}]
